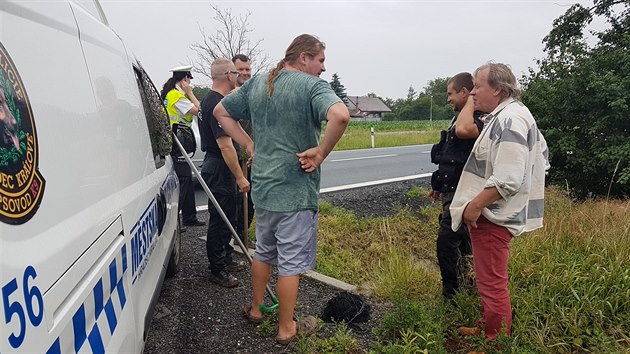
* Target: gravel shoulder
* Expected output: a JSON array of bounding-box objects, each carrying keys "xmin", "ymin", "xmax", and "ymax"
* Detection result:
[
  {"xmin": 320, "ymin": 178, "xmax": 431, "ymax": 218},
  {"xmin": 144, "ymin": 179, "xmax": 430, "ymax": 353}
]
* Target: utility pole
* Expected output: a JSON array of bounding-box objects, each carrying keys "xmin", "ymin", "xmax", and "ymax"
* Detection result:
[{"xmin": 430, "ymin": 95, "xmax": 433, "ymax": 123}]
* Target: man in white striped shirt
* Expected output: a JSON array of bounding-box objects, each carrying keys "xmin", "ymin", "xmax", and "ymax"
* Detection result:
[{"xmin": 450, "ymin": 62, "xmax": 549, "ymax": 341}]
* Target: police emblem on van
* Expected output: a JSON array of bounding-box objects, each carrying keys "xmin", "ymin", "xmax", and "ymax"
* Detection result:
[{"xmin": 0, "ymin": 42, "xmax": 45, "ymax": 224}]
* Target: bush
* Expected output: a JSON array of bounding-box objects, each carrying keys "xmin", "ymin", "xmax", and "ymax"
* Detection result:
[{"xmin": 522, "ymin": 1, "xmax": 630, "ymax": 198}]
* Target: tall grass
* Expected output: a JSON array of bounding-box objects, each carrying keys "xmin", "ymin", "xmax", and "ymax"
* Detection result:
[
  {"xmin": 317, "ymin": 200, "xmax": 439, "ymax": 290},
  {"xmin": 505, "ymin": 187, "xmax": 630, "ymax": 352},
  {"xmin": 322, "ymin": 120, "xmax": 450, "ymax": 150},
  {"xmin": 316, "ymin": 186, "xmax": 630, "ymax": 353}
]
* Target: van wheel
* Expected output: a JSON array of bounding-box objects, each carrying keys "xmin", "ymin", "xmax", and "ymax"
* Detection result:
[{"xmin": 166, "ymin": 223, "xmax": 181, "ymax": 278}]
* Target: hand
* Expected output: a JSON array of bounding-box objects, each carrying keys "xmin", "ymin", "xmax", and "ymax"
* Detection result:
[
  {"xmin": 462, "ymin": 201, "xmax": 481, "ymax": 229},
  {"xmin": 180, "ymin": 80, "xmax": 193, "ymax": 95},
  {"xmin": 236, "ymin": 177, "xmax": 250, "ymax": 193},
  {"xmin": 428, "ymin": 190, "xmax": 440, "ymax": 201},
  {"xmin": 296, "ymin": 147, "xmax": 325, "ymax": 173},
  {"xmin": 245, "ymin": 144, "xmax": 255, "ymax": 164}
]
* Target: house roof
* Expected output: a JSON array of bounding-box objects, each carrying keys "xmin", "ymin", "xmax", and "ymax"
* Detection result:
[{"xmin": 346, "ymin": 96, "xmax": 392, "ymax": 113}]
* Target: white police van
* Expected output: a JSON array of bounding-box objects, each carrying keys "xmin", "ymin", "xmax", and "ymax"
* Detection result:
[{"xmin": 0, "ymin": 1, "xmax": 181, "ymax": 353}]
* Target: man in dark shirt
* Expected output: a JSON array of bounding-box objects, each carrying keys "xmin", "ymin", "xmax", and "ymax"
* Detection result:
[
  {"xmin": 429, "ymin": 72, "xmax": 484, "ymax": 300},
  {"xmin": 231, "ymin": 54, "xmax": 255, "ymax": 244},
  {"xmin": 199, "ymin": 58, "xmax": 250, "ymax": 288}
]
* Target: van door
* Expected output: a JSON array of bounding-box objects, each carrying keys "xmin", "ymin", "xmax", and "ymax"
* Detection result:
[
  {"xmin": 68, "ymin": 1, "xmax": 180, "ymax": 352},
  {"xmin": 0, "ymin": 1, "xmax": 121, "ymax": 353},
  {"xmin": 1, "ymin": 1, "xmax": 179, "ymax": 353}
]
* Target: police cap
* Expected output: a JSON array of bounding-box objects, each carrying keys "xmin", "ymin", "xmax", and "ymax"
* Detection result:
[{"xmin": 170, "ymin": 65, "xmax": 193, "ymax": 79}]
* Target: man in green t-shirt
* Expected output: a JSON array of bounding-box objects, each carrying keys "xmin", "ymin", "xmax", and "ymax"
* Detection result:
[{"xmin": 214, "ymin": 34, "xmax": 350, "ymax": 344}]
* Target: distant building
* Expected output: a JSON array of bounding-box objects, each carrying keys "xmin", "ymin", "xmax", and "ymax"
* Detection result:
[{"xmin": 346, "ymin": 95, "xmax": 392, "ymax": 121}]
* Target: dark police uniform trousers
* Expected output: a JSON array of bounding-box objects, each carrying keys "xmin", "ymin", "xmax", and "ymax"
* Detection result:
[
  {"xmin": 174, "ymin": 159, "xmax": 197, "ymax": 223},
  {"xmin": 201, "ymin": 156, "xmax": 237, "ymax": 272},
  {"xmin": 437, "ymin": 191, "xmax": 472, "ymax": 299}
]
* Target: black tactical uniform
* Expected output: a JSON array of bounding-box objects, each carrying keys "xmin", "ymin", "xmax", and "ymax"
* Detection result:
[{"xmin": 430, "ymin": 111, "xmax": 484, "ymax": 299}]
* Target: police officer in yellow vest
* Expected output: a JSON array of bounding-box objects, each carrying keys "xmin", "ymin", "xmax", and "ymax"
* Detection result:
[{"xmin": 160, "ymin": 65, "xmax": 205, "ymax": 227}]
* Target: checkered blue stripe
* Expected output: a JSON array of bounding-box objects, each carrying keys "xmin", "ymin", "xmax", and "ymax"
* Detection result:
[{"xmin": 45, "ymin": 245, "xmax": 128, "ymax": 354}]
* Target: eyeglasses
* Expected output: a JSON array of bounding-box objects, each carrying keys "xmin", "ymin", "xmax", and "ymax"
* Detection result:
[{"xmin": 226, "ymin": 71, "xmax": 240, "ymax": 77}]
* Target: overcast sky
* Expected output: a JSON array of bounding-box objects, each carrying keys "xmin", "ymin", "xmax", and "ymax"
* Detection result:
[{"xmin": 99, "ymin": 0, "xmax": 592, "ymax": 99}]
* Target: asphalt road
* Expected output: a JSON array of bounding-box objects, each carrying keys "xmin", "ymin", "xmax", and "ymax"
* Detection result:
[
  {"xmin": 320, "ymin": 144, "xmax": 433, "ymax": 189},
  {"xmin": 194, "ymin": 145, "xmax": 434, "ymax": 207}
]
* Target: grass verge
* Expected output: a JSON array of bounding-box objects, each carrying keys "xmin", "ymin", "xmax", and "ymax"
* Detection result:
[{"xmin": 312, "ymin": 186, "xmax": 630, "ymax": 353}]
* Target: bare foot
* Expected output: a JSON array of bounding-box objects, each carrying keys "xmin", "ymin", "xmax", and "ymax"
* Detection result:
[{"xmin": 276, "ymin": 320, "xmax": 297, "ymax": 343}]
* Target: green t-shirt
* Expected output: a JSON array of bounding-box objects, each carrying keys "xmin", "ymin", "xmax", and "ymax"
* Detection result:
[{"xmin": 221, "ymin": 69, "xmax": 341, "ymax": 212}]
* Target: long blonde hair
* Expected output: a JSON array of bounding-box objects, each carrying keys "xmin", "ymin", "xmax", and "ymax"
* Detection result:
[{"xmin": 267, "ymin": 34, "xmax": 326, "ymax": 96}]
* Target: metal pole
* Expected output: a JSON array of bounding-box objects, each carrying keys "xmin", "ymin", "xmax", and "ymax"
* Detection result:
[
  {"xmin": 173, "ymin": 135, "xmax": 277, "ymax": 305},
  {"xmin": 370, "ymin": 127, "xmax": 375, "ymax": 148},
  {"xmin": 241, "ymin": 159, "xmax": 250, "ymax": 249}
]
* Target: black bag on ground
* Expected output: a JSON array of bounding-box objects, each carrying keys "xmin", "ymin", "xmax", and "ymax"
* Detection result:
[{"xmin": 321, "ymin": 292, "xmax": 371, "ymax": 325}]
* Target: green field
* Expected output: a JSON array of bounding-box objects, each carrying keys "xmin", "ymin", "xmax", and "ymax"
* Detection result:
[{"xmin": 324, "ymin": 120, "xmax": 450, "ymax": 150}]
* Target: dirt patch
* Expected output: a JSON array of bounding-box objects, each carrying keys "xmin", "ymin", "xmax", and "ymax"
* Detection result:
[{"xmin": 144, "ymin": 179, "xmax": 431, "ymax": 353}]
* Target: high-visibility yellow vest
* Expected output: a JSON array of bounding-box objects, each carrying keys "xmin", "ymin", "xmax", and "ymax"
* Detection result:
[{"xmin": 165, "ymin": 88, "xmax": 193, "ymax": 126}]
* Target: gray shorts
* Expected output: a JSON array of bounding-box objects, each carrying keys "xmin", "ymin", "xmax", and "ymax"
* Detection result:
[{"xmin": 254, "ymin": 207, "xmax": 318, "ymax": 276}]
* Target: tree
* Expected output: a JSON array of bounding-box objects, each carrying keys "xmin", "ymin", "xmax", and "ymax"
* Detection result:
[
  {"xmin": 382, "ymin": 97, "xmax": 406, "ymax": 120},
  {"xmin": 192, "ymin": 86, "xmax": 210, "ymax": 100},
  {"xmin": 329, "ymin": 73, "xmax": 348, "ymax": 103},
  {"xmin": 381, "ymin": 77, "xmax": 460, "ymax": 121},
  {"xmin": 406, "ymin": 85, "xmax": 417, "ymax": 102},
  {"xmin": 421, "ymin": 77, "xmax": 449, "ymax": 107},
  {"xmin": 522, "ymin": 0, "xmax": 630, "ymax": 199},
  {"xmin": 190, "ymin": 4, "xmax": 271, "ymax": 82}
]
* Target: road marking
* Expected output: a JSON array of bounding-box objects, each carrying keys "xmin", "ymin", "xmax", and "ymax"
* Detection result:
[
  {"xmin": 330, "ymin": 154, "xmax": 396, "ymax": 162},
  {"xmin": 330, "ymin": 144, "xmax": 433, "ymax": 152},
  {"xmin": 197, "ymin": 173, "xmax": 433, "ymax": 210},
  {"xmin": 320, "ymin": 173, "xmax": 432, "ymax": 193}
]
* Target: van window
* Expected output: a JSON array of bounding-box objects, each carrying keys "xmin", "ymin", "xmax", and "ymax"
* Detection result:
[
  {"xmin": 134, "ymin": 64, "xmax": 172, "ymax": 167},
  {"xmin": 71, "ymin": 0, "xmax": 106, "ymax": 23}
]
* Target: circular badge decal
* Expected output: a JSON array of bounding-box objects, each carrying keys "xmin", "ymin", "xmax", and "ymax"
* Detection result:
[{"xmin": 0, "ymin": 41, "xmax": 45, "ymax": 225}]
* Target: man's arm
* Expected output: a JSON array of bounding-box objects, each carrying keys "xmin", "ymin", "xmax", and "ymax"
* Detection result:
[
  {"xmin": 214, "ymin": 102, "xmax": 254, "ymax": 158},
  {"xmin": 216, "ymin": 136, "xmax": 250, "ymax": 193},
  {"xmin": 462, "ymin": 187, "xmax": 502, "ymax": 229},
  {"xmin": 454, "ymin": 95, "xmax": 479, "ymax": 139},
  {"xmin": 297, "ymin": 102, "xmax": 350, "ymax": 173}
]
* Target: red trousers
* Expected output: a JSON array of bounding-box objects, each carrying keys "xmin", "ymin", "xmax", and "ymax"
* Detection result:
[{"xmin": 470, "ymin": 215, "xmax": 512, "ymax": 340}]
